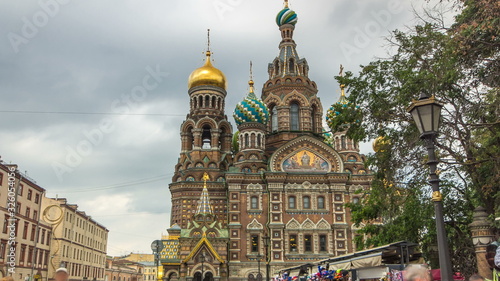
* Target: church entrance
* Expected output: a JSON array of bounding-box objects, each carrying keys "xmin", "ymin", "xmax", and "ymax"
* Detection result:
[{"xmin": 194, "ymin": 271, "xmax": 213, "ymax": 281}]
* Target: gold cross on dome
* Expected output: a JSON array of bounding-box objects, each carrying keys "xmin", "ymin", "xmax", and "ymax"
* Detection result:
[
  {"xmin": 339, "ymin": 64, "xmax": 344, "ymax": 77},
  {"xmin": 203, "ymin": 172, "xmax": 210, "ymax": 182}
]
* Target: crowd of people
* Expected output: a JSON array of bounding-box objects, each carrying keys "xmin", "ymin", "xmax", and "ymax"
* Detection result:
[{"xmin": 278, "ymin": 265, "xmax": 487, "ymax": 281}]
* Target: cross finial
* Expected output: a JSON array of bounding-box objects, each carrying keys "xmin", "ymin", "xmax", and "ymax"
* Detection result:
[
  {"xmin": 250, "ymin": 61, "xmax": 253, "ymax": 81},
  {"xmin": 203, "ymin": 172, "xmax": 210, "ymax": 183},
  {"xmin": 284, "ymin": 0, "xmax": 289, "ymax": 8},
  {"xmin": 339, "ymin": 64, "xmax": 346, "ymax": 96},
  {"xmin": 207, "ymin": 29, "xmax": 211, "ymax": 52},
  {"xmin": 339, "ymin": 64, "xmax": 344, "ymax": 77}
]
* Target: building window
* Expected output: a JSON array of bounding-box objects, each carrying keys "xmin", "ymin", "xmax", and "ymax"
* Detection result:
[
  {"xmin": 341, "ymin": 136, "xmax": 346, "ymax": 150},
  {"xmin": 318, "ymin": 196, "xmax": 325, "ymax": 209},
  {"xmin": 23, "ymin": 222, "xmax": 29, "ymax": 239},
  {"xmin": 288, "ymin": 196, "xmax": 296, "ymax": 209},
  {"xmin": 18, "ymin": 184, "xmax": 23, "ymax": 196},
  {"xmin": 250, "ymin": 196, "xmax": 258, "ymax": 209},
  {"xmin": 319, "ymin": 235, "xmax": 327, "ymax": 252},
  {"xmin": 289, "ymin": 59, "xmax": 295, "ymax": 73},
  {"xmin": 304, "ymin": 235, "xmax": 312, "ymax": 252},
  {"xmin": 290, "ymin": 103, "xmax": 299, "ymax": 130},
  {"xmin": 271, "ymin": 106, "xmax": 278, "ymax": 132},
  {"xmin": 303, "ymin": 196, "xmax": 310, "ymax": 209},
  {"xmin": 27, "ymin": 190, "xmax": 32, "ymax": 200},
  {"xmin": 25, "ymin": 207, "xmax": 30, "ymax": 218},
  {"xmin": 30, "ymin": 225, "xmax": 36, "ymax": 241},
  {"xmin": 289, "ymin": 235, "xmax": 297, "ymax": 252},
  {"xmin": 352, "ymin": 197, "xmax": 359, "ymax": 204},
  {"xmin": 251, "ymin": 235, "xmax": 259, "ymax": 252},
  {"xmin": 201, "ymin": 125, "xmax": 212, "ymax": 149}
]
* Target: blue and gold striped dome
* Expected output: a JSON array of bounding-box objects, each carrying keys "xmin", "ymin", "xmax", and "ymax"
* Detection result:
[
  {"xmin": 234, "ymin": 81, "xmax": 269, "ymax": 126},
  {"xmin": 276, "ymin": 5, "xmax": 298, "ymax": 26}
]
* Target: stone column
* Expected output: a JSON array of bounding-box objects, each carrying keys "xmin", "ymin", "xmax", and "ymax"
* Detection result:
[{"xmin": 469, "ymin": 206, "xmax": 495, "ymax": 279}]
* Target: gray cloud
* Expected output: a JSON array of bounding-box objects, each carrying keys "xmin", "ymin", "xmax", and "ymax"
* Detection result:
[{"xmin": 0, "ymin": 0, "xmax": 443, "ymax": 255}]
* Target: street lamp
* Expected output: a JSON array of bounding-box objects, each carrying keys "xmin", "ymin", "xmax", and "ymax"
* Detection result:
[
  {"xmin": 263, "ymin": 236, "xmax": 270, "ymax": 281},
  {"xmin": 256, "ymin": 254, "xmax": 262, "ymax": 281},
  {"xmin": 201, "ymin": 251, "xmax": 206, "ymax": 281},
  {"xmin": 407, "ymin": 92, "xmax": 452, "ymax": 281}
]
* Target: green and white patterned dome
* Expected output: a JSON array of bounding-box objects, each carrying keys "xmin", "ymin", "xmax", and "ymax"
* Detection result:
[
  {"xmin": 276, "ymin": 2, "xmax": 298, "ymax": 26},
  {"xmin": 233, "ymin": 81, "xmax": 269, "ymax": 126}
]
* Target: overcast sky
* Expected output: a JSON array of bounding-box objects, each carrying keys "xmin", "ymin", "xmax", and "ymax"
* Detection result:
[{"xmin": 0, "ymin": 0, "xmax": 450, "ymax": 256}]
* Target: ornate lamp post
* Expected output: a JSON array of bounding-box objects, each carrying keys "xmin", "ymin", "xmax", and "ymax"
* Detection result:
[
  {"xmin": 407, "ymin": 92, "xmax": 452, "ymax": 281},
  {"xmin": 263, "ymin": 236, "xmax": 270, "ymax": 281}
]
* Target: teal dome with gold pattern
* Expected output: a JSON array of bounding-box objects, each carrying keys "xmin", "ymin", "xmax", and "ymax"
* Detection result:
[{"xmin": 233, "ymin": 81, "xmax": 269, "ymax": 126}]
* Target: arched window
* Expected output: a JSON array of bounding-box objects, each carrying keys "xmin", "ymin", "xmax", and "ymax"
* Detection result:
[
  {"xmin": 250, "ymin": 196, "xmax": 258, "ymax": 209},
  {"xmin": 257, "ymin": 134, "xmax": 261, "ymax": 147},
  {"xmin": 274, "ymin": 61, "xmax": 280, "ymax": 75},
  {"xmin": 289, "ymin": 59, "xmax": 295, "ymax": 73},
  {"xmin": 205, "ymin": 95, "xmax": 210, "ymax": 108},
  {"xmin": 198, "ymin": 96, "xmax": 203, "ymax": 108},
  {"xmin": 245, "ymin": 134, "xmax": 249, "ymax": 149},
  {"xmin": 318, "ymin": 196, "xmax": 325, "ymax": 209},
  {"xmin": 290, "ymin": 103, "xmax": 299, "ymax": 130},
  {"xmin": 288, "ymin": 196, "xmax": 296, "ymax": 209},
  {"xmin": 212, "ymin": 96, "xmax": 216, "ymax": 109},
  {"xmin": 303, "ymin": 196, "xmax": 310, "ymax": 209},
  {"xmin": 271, "ymin": 106, "xmax": 278, "ymax": 132},
  {"xmin": 251, "ymin": 133, "xmax": 256, "ymax": 148},
  {"xmin": 341, "ymin": 136, "xmax": 346, "ymax": 150},
  {"xmin": 202, "ymin": 125, "xmax": 212, "ymax": 149}
]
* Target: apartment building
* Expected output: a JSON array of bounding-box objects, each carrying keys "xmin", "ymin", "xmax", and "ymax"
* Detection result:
[
  {"xmin": 0, "ymin": 162, "xmax": 52, "ymax": 281},
  {"xmin": 41, "ymin": 197, "xmax": 109, "ymax": 281}
]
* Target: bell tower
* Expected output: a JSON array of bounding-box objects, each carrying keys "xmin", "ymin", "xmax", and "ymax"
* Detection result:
[
  {"xmin": 169, "ymin": 30, "xmax": 232, "ymax": 228},
  {"xmin": 262, "ymin": 1, "xmax": 323, "ymax": 152}
]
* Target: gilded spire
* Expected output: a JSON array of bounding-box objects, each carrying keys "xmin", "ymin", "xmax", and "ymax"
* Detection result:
[
  {"xmin": 196, "ymin": 173, "xmax": 214, "ymax": 215},
  {"xmin": 338, "ymin": 64, "xmax": 348, "ymax": 104},
  {"xmin": 249, "ymin": 61, "xmax": 255, "ymax": 93},
  {"xmin": 284, "ymin": 0, "xmax": 289, "ymax": 8}
]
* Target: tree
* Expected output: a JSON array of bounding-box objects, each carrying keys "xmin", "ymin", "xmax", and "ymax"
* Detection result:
[{"xmin": 331, "ymin": 2, "xmax": 499, "ymax": 276}]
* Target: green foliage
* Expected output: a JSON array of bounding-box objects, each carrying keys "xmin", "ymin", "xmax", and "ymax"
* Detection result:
[{"xmin": 335, "ymin": 2, "xmax": 499, "ymax": 276}]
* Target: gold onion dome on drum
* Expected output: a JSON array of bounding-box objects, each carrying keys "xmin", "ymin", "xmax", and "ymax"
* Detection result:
[{"xmin": 188, "ymin": 50, "xmax": 227, "ymax": 90}]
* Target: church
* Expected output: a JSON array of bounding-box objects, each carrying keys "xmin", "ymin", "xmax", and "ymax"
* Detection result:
[{"xmin": 157, "ymin": 1, "xmax": 373, "ymax": 281}]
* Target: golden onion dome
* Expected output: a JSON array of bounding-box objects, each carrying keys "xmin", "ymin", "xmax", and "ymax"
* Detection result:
[
  {"xmin": 188, "ymin": 51, "xmax": 227, "ymax": 90},
  {"xmin": 372, "ymin": 136, "xmax": 391, "ymax": 153}
]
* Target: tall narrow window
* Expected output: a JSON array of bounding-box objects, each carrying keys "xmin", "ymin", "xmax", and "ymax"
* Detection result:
[
  {"xmin": 274, "ymin": 61, "xmax": 280, "ymax": 75},
  {"xmin": 319, "ymin": 235, "xmax": 327, "ymax": 252},
  {"xmin": 257, "ymin": 134, "xmax": 261, "ymax": 147},
  {"xmin": 341, "ymin": 136, "xmax": 346, "ymax": 150},
  {"xmin": 303, "ymin": 196, "xmax": 310, "ymax": 209},
  {"xmin": 289, "ymin": 235, "xmax": 297, "ymax": 252},
  {"xmin": 304, "ymin": 235, "xmax": 312, "ymax": 252},
  {"xmin": 271, "ymin": 107, "xmax": 278, "ymax": 132},
  {"xmin": 245, "ymin": 134, "xmax": 249, "ymax": 149},
  {"xmin": 251, "ymin": 196, "xmax": 258, "ymax": 209},
  {"xmin": 290, "ymin": 103, "xmax": 299, "ymax": 130},
  {"xmin": 251, "ymin": 235, "xmax": 259, "ymax": 252},
  {"xmin": 202, "ymin": 125, "xmax": 211, "ymax": 149},
  {"xmin": 289, "ymin": 59, "xmax": 295, "ymax": 73},
  {"xmin": 318, "ymin": 196, "xmax": 325, "ymax": 209},
  {"xmin": 288, "ymin": 196, "xmax": 296, "ymax": 209}
]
